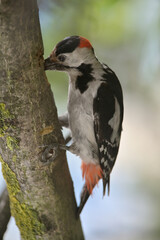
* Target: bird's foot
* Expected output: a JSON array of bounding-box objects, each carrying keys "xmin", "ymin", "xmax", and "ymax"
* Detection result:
[{"xmin": 41, "ymin": 143, "xmax": 59, "ymax": 165}]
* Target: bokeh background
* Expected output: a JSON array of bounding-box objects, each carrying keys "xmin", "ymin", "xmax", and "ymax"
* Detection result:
[{"xmin": 1, "ymin": 0, "xmax": 160, "ymax": 239}]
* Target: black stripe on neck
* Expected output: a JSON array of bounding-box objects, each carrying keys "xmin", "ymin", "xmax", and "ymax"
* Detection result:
[{"xmin": 76, "ymin": 63, "xmax": 93, "ymax": 94}]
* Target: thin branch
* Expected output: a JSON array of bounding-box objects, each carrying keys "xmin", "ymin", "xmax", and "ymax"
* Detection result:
[{"xmin": 0, "ymin": 187, "xmax": 11, "ymax": 240}]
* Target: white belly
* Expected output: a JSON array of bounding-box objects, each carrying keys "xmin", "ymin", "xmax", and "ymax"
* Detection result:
[{"xmin": 68, "ymin": 85, "xmax": 99, "ymax": 164}]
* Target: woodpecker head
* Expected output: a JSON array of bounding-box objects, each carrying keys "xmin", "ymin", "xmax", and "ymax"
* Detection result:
[{"xmin": 44, "ymin": 36, "xmax": 95, "ymax": 72}]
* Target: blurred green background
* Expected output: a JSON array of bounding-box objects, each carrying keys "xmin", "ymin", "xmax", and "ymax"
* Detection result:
[{"xmin": 1, "ymin": 0, "xmax": 160, "ymax": 239}]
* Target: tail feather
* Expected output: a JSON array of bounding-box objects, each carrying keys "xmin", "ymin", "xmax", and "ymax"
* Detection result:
[
  {"xmin": 103, "ymin": 175, "xmax": 110, "ymax": 196},
  {"xmin": 78, "ymin": 161, "xmax": 110, "ymax": 216},
  {"xmin": 77, "ymin": 184, "xmax": 90, "ymax": 217}
]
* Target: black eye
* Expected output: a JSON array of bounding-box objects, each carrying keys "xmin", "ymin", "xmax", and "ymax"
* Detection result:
[{"xmin": 58, "ymin": 55, "xmax": 66, "ymax": 62}]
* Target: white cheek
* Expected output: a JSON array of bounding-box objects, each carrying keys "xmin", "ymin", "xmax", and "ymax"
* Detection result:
[
  {"xmin": 64, "ymin": 50, "xmax": 82, "ymax": 67},
  {"xmin": 64, "ymin": 48, "xmax": 94, "ymax": 67}
]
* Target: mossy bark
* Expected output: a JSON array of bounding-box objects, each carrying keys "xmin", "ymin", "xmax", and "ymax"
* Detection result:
[{"xmin": 0, "ymin": 0, "xmax": 84, "ymax": 239}]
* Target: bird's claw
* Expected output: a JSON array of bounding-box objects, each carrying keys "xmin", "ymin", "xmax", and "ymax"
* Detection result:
[{"xmin": 41, "ymin": 143, "xmax": 59, "ymax": 165}]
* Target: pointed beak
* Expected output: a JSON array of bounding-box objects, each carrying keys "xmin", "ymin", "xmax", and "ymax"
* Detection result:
[
  {"xmin": 44, "ymin": 52, "xmax": 71, "ymax": 71},
  {"xmin": 44, "ymin": 56, "xmax": 58, "ymax": 70}
]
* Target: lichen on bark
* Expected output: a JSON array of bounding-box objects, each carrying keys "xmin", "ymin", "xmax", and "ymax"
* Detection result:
[
  {"xmin": 0, "ymin": 155, "xmax": 45, "ymax": 240},
  {"xmin": 0, "ymin": 103, "xmax": 19, "ymax": 150},
  {"xmin": 0, "ymin": 103, "xmax": 13, "ymax": 137}
]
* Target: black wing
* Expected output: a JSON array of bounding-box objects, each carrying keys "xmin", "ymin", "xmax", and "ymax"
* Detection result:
[{"xmin": 93, "ymin": 68, "xmax": 123, "ymax": 195}]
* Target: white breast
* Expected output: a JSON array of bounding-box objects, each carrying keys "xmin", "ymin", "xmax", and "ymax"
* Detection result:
[{"xmin": 67, "ymin": 78, "xmax": 101, "ymax": 164}]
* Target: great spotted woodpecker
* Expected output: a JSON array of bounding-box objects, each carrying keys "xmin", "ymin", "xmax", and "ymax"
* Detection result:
[{"xmin": 44, "ymin": 36, "xmax": 124, "ymax": 215}]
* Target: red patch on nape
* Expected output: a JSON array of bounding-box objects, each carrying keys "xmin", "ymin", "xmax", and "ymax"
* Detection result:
[
  {"xmin": 79, "ymin": 36, "xmax": 92, "ymax": 48},
  {"xmin": 81, "ymin": 161, "xmax": 103, "ymax": 194}
]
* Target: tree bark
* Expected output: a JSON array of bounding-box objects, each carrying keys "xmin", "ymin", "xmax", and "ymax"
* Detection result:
[{"xmin": 0, "ymin": 0, "xmax": 84, "ymax": 239}]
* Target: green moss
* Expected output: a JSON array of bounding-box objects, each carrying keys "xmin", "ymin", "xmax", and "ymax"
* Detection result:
[
  {"xmin": 0, "ymin": 155, "xmax": 20, "ymax": 195},
  {"xmin": 0, "ymin": 103, "xmax": 11, "ymax": 137},
  {"xmin": 0, "ymin": 155, "xmax": 45, "ymax": 239},
  {"xmin": 12, "ymin": 155, "xmax": 17, "ymax": 163},
  {"xmin": 10, "ymin": 199, "xmax": 45, "ymax": 240},
  {"xmin": 6, "ymin": 136, "xmax": 19, "ymax": 151},
  {"xmin": 0, "ymin": 103, "xmax": 19, "ymax": 150},
  {"xmin": 0, "ymin": 105, "xmax": 45, "ymax": 239},
  {"xmin": 6, "ymin": 69, "xmax": 11, "ymax": 80}
]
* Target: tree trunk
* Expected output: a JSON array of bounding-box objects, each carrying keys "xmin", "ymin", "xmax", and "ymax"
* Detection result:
[{"xmin": 0, "ymin": 0, "xmax": 84, "ymax": 239}]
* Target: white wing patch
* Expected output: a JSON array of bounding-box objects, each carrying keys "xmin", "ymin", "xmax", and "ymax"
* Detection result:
[
  {"xmin": 100, "ymin": 145, "xmax": 104, "ymax": 152},
  {"xmin": 101, "ymin": 157, "xmax": 105, "ymax": 163},
  {"xmin": 108, "ymin": 97, "xmax": 120, "ymax": 143}
]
